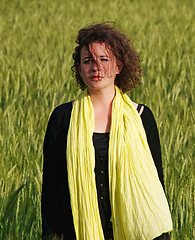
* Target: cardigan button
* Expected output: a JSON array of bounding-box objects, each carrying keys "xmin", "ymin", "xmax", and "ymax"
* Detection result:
[
  {"xmin": 100, "ymin": 196, "xmax": 104, "ymax": 200},
  {"xmin": 108, "ymin": 224, "xmax": 111, "ymax": 228},
  {"xmin": 101, "ymin": 170, "xmax": 104, "ymax": 174},
  {"xmin": 100, "ymin": 183, "xmax": 103, "ymax": 187}
]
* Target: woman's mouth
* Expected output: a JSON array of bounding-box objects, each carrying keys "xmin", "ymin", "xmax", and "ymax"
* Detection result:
[{"xmin": 91, "ymin": 76, "xmax": 102, "ymax": 80}]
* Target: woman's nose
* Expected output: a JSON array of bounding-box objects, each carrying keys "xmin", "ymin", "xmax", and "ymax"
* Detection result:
[{"xmin": 92, "ymin": 61, "xmax": 99, "ymax": 71}]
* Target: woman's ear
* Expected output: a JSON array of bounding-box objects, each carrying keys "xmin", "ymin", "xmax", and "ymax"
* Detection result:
[
  {"xmin": 78, "ymin": 64, "xmax": 82, "ymax": 76},
  {"xmin": 116, "ymin": 63, "xmax": 123, "ymax": 74}
]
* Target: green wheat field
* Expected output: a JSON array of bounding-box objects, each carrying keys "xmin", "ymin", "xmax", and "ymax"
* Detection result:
[{"xmin": 0, "ymin": 0, "xmax": 194, "ymax": 239}]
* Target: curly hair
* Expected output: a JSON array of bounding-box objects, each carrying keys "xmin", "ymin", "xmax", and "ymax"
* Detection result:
[{"xmin": 71, "ymin": 22, "xmax": 142, "ymax": 93}]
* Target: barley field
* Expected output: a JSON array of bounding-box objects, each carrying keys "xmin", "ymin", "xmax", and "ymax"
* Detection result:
[{"xmin": 0, "ymin": 0, "xmax": 194, "ymax": 239}]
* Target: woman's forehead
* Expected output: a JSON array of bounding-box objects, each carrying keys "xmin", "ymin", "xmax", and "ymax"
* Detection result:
[{"xmin": 81, "ymin": 42, "xmax": 114, "ymax": 58}]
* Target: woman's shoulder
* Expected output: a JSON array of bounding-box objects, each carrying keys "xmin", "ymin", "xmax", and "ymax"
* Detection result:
[
  {"xmin": 47, "ymin": 101, "xmax": 73, "ymax": 130},
  {"xmin": 52, "ymin": 101, "xmax": 73, "ymax": 115},
  {"xmin": 137, "ymin": 104, "xmax": 159, "ymax": 137},
  {"xmin": 137, "ymin": 104, "xmax": 156, "ymax": 121},
  {"xmin": 131, "ymin": 102, "xmax": 156, "ymax": 123}
]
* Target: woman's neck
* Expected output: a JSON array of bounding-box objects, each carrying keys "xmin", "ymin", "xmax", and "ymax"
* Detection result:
[
  {"xmin": 88, "ymin": 86, "xmax": 116, "ymax": 108},
  {"xmin": 88, "ymin": 86, "xmax": 116, "ymax": 133}
]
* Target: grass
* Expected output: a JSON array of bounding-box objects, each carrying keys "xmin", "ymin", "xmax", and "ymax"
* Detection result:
[{"xmin": 0, "ymin": 0, "xmax": 194, "ymax": 239}]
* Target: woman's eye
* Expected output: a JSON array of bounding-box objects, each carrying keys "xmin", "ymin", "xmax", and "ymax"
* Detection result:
[
  {"xmin": 83, "ymin": 59, "xmax": 92, "ymax": 64},
  {"xmin": 101, "ymin": 58, "xmax": 109, "ymax": 62}
]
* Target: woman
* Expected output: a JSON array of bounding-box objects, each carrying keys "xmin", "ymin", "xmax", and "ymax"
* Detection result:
[{"xmin": 42, "ymin": 23, "xmax": 173, "ymax": 240}]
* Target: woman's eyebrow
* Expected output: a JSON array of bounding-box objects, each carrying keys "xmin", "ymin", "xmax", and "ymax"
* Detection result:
[
  {"xmin": 99, "ymin": 55, "xmax": 109, "ymax": 58},
  {"xmin": 84, "ymin": 55, "xmax": 108, "ymax": 59},
  {"xmin": 82, "ymin": 54, "xmax": 109, "ymax": 61},
  {"xmin": 82, "ymin": 56, "xmax": 92, "ymax": 60}
]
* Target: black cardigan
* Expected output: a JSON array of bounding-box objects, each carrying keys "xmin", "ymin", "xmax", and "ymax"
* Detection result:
[{"xmin": 41, "ymin": 101, "xmax": 167, "ymax": 240}]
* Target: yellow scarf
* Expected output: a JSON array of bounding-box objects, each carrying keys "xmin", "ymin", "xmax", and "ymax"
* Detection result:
[{"xmin": 67, "ymin": 87, "xmax": 173, "ymax": 240}]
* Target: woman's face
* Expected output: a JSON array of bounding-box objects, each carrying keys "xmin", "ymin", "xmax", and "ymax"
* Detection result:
[{"xmin": 79, "ymin": 42, "xmax": 120, "ymax": 92}]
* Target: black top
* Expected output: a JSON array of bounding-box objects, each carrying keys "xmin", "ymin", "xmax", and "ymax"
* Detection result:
[
  {"xmin": 42, "ymin": 102, "xmax": 166, "ymax": 240},
  {"xmin": 93, "ymin": 132, "xmax": 112, "ymax": 238}
]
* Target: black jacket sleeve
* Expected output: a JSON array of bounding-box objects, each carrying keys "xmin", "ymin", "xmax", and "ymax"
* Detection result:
[
  {"xmin": 141, "ymin": 106, "xmax": 170, "ymax": 240},
  {"xmin": 140, "ymin": 105, "xmax": 165, "ymax": 189},
  {"xmin": 42, "ymin": 107, "xmax": 62, "ymax": 238},
  {"xmin": 41, "ymin": 102, "xmax": 75, "ymax": 239}
]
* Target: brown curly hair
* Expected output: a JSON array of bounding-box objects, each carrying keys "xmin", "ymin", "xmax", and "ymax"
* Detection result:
[{"xmin": 71, "ymin": 22, "xmax": 142, "ymax": 93}]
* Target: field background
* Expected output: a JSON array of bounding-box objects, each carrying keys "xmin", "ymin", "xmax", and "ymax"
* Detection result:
[{"xmin": 0, "ymin": 0, "xmax": 194, "ymax": 239}]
